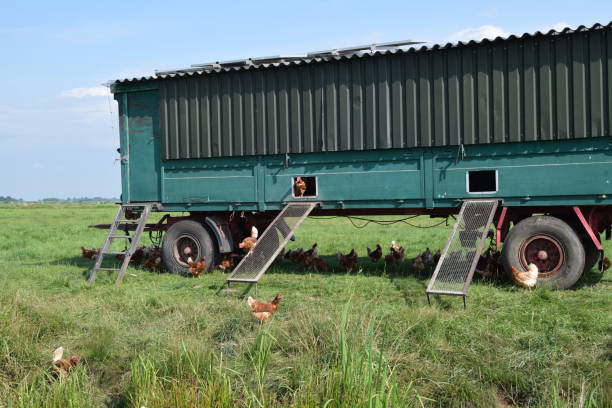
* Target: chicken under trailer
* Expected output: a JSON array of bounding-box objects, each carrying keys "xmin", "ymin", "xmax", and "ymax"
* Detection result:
[{"xmin": 90, "ymin": 203, "xmax": 612, "ymax": 289}]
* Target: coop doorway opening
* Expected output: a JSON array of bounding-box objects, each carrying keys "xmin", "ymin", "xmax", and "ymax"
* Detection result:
[
  {"xmin": 467, "ymin": 170, "xmax": 497, "ymax": 194},
  {"xmin": 292, "ymin": 176, "xmax": 317, "ymax": 198}
]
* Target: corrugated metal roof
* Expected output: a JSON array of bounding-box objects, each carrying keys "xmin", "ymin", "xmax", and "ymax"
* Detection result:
[
  {"xmin": 152, "ymin": 21, "xmax": 611, "ymax": 159},
  {"xmin": 113, "ymin": 22, "xmax": 611, "ymax": 85}
]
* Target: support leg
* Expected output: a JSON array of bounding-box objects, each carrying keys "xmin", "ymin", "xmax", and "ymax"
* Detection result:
[
  {"xmin": 426, "ymin": 293, "xmax": 431, "ymax": 306},
  {"xmin": 463, "ymin": 296, "xmax": 467, "ymax": 310}
]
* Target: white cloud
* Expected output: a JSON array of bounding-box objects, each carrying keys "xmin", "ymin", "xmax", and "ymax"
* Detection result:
[
  {"xmin": 447, "ymin": 25, "xmax": 509, "ymax": 43},
  {"xmin": 537, "ymin": 22, "xmax": 572, "ymax": 33},
  {"xmin": 59, "ymin": 86, "xmax": 110, "ymax": 98}
]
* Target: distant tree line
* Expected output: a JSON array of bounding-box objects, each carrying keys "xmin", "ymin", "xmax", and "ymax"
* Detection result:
[
  {"xmin": 0, "ymin": 196, "xmax": 23, "ymax": 202},
  {"xmin": 0, "ymin": 196, "xmax": 118, "ymax": 203},
  {"xmin": 41, "ymin": 197, "xmax": 119, "ymax": 202}
]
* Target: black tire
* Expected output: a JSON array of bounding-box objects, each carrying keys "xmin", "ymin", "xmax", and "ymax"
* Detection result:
[
  {"xmin": 161, "ymin": 220, "xmax": 216, "ymax": 276},
  {"xmin": 500, "ymin": 216, "xmax": 585, "ymax": 289},
  {"xmin": 558, "ymin": 216, "xmax": 601, "ymax": 274},
  {"xmin": 581, "ymin": 235, "xmax": 601, "ymax": 273}
]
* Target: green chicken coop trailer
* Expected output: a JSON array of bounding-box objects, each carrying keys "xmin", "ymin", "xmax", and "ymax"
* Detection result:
[{"xmin": 90, "ymin": 23, "xmax": 612, "ymax": 294}]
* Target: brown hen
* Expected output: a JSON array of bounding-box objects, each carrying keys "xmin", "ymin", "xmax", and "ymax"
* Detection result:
[{"xmin": 187, "ymin": 257, "xmax": 206, "ymax": 276}]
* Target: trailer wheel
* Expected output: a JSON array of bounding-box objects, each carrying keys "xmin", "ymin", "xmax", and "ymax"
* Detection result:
[
  {"xmin": 558, "ymin": 216, "xmax": 601, "ymax": 273},
  {"xmin": 162, "ymin": 220, "xmax": 215, "ymax": 276},
  {"xmin": 581, "ymin": 236, "xmax": 601, "ymax": 273},
  {"xmin": 500, "ymin": 216, "xmax": 585, "ymax": 289}
]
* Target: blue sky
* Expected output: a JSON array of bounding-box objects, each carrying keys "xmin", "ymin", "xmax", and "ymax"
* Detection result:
[{"xmin": 1, "ymin": 0, "xmax": 610, "ymax": 200}]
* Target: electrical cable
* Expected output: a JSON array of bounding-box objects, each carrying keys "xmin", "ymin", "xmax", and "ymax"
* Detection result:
[{"xmin": 310, "ymin": 215, "xmax": 451, "ymax": 229}]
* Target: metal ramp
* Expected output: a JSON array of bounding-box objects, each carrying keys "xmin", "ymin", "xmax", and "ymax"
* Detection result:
[
  {"xmin": 87, "ymin": 203, "xmax": 154, "ymax": 285},
  {"xmin": 227, "ymin": 202, "xmax": 319, "ymax": 284},
  {"xmin": 426, "ymin": 200, "xmax": 498, "ymax": 307}
]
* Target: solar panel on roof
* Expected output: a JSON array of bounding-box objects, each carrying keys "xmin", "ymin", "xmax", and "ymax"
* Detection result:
[
  {"xmin": 307, "ymin": 39, "xmax": 422, "ymax": 57},
  {"xmin": 155, "ymin": 40, "xmax": 423, "ymax": 76}
]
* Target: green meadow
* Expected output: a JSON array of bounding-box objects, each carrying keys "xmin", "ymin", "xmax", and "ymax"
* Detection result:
[{"xmin": 0, "ymin": 203, "xmax": 610, "ymax": 407}]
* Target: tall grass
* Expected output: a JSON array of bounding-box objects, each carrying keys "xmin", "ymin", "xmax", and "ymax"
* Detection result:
[
  {"xmin": 5, "ymin": 367, "xmax": 97, "ymax": 408},
  {"xmin": 115, "ymin": 302, "xmax": 425, "ymax": 407}
]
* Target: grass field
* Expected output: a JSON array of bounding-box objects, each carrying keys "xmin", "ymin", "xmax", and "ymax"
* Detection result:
[{"xmin": 0, "ymin": 203, "xmax": 610, "ymax": 407}]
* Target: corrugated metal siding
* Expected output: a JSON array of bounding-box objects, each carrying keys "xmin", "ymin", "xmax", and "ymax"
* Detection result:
[{"xmin": 159, "ymin": 26, "xmax": 611, "ymax": 160}]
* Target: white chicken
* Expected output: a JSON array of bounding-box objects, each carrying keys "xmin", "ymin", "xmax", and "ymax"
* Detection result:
[{"xmin": 510, "ymin": 263, "xmax": 539, "ymax": 289}]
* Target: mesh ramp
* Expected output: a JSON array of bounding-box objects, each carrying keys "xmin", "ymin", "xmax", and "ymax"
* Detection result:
[
  {"xmin": 426, "ymin": 200, "xmax": 498, "ymax": 305},
  {"xmin": 227, "ymin": 202, "xmax": 319, "ymax": 284}
]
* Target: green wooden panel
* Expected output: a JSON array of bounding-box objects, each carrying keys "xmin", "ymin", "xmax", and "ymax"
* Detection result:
[
  {"xmin": 434, "ymin": 149, "xmax": 612, "ymax": 200},
  {"xmin": 263, "ymin": 152, "xmax": 422, "ymax": 202},
  {"xmin": 152, "ymin": 137, "xmax": 612, "ymax": 210},
  {"xmin": 126, "ymin": 90, "xmax": 161, "ymax": 202},
  {"xmin": 163, "ymin": 161, "xmax": 257, "ymax": 204},
  {"xmin": 116, "ymin": 93, "xmax": 129, "ymax": 202}
]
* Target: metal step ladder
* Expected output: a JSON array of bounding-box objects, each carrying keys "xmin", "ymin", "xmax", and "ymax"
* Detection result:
[
  {"xmin": 227, "ymin": 202, "xmax": 319, "ymax": 284},
  {"xmin": 87, "ymin": 203, "xmax": 154, "ymax": 285},
  {"xmin": 426, "ymin": 199, "xmax": 499, "ymax": 307}
]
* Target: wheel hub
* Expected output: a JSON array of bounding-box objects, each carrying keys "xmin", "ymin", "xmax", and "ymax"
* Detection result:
[
  {"xmin": 173, "ymin": 235, "xmax": 201, "ymax": 266},
  {"xmin": 519, "ymin": 234, "xmax": 565, "ymax": 277}
]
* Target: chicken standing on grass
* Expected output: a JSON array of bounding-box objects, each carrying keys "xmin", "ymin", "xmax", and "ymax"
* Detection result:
[
  {"xmin": 239, "ymin": 226, "xmax": 259, "ymax": 253},
  {"xmin": 288, "ymin": 248, "xmax": 304, "ymax": 261},
  {"xmin": 299, "ymin": 243, "xmax": 318, "ymax": 266},
  {"xmin": 412, "ymin": 255, "xmax": 425, "ymax": 275},
  {"xmin": 218, "ymin": 254, "xmax": 238, "ymax": 271},
  {"xmin": 187, "ymin": 257, "xmax": 206, "ymax": 276},
  {"xmin": 367, "ymin": 244, "xmax": 383, "ymax": 262},
  {"xmin": 80, "ymin": 246, "xmax": 98, "ymax": 260},
  {"xmin": 247, "ymin": 295, "xmax": 283, "ymax": 322},
  {"xmin": 338, "ymin": 249, "xmax": 358, "ymax": 271},
  {"xmin": 433, "ymin": 250, "xmax": 442, "ymax": 265},
  {"xmin": 421, "ymin": 248, "xmax": 434, "ymax": 266},
  {"xmin": 510, "ymin": 263, "xmax": 539, "ymax": 288},
  {"xmin": 476, "ymin": 247, "xmax": 503, "ymax": 278},
  {"xmin": 385, "ymin": 242, "xmax": 405, "ymax": 265},
  {"xmin": 52, "ymin": 347, "xmax": 78, "ymax": 378},
  {"xmin": 142, "ymin": 248, "xmax": 162, "ymax": 269},
  {"xmin": 310, "ymin": 257, "xmax": 328, "ymax": 272}
]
